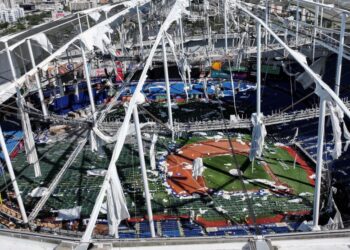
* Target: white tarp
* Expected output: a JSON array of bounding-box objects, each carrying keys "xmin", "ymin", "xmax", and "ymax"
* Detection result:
[
  {"xmin": 90, "ymin": 130, "xmax": 98, "ymax": 152},
  {"xmin": 325, "ymin": 207, "xmax": 344, "ymax": 230},
  {"xmin": 332, "ymin": 202, "xmax": 344, "ymax": 229},
  {"xmin": 323, "ymin": 195, "xmax": 344, "ymax": 230},
  {"xmin": 150, "ymin": 134, "xmax": 158, "ymax": 170},
  {"xmin": 84, "ymin": 0, "xmax": 189, "ymax": 238},
  {"xmin": 100, "ymin": 202, "xmax": 107, "ymax": 214},
  {"xmin": 193, "ymin": 157, "xmax": 204, "ymax": 179},
  {"xmin": 80, "ymin": 25, "xmax": 113, "ymax": 53},
  {"xmin": 106, "ymin": 167, "xmax": 130, "ymax": 237},
  {"xmin": 296, "ymin": 57, "xmax": 327, "ymax": 89},
  {"xmin": 324, "ymin": 188, "xmax": 344, "ymax": 230},
  {"xmin": 93, "ymin": 93, "xmax": 149, "ymax": 143},
  {"xmin": 20, "ymin": 98, "xmax": 41, "ymax": 177},
  {"xmin": 297, "ymin": 220, "xmax": 313, "ymax": 232},
  {"xmin": 328, "ymin": 101, "xmax": 343, "ymax": 159},
  {"xmin": 57, "ymin": 206, "xmax": 82, "ymax": 220},
  {"xmin": 315, "ymin": 85, "xmax": 350, "ymax": 159},
  {"xmin": 30, "ymin": 33, "xmax": 53, "ymax": 54},
  {"xmin": 164, "ymin": 31, "xmax": 189, "ymax": 89},
  {"xmin": 229, "ymin": 169, "xmax": 241, "ymax": 176},
  {"xmin": 93, "ymin": 122, "xmax": 155, "ymax": 144},
  {"xmin": 249, "ymin": 113, "xmax": 267, "ymax": 161},
  {"xmin": 88, "ymin": 11, "xmax": 101, "ymax": 22},
  {"xmin": 343, "ymin": 122, "xmax": 350, "ymax": 151},
  {"xmin": 87, "ymin": 169, "xmax": 107, "ymax": 176},
  {"xmin": 289, "ymin": 49, "xmax": 308, "ymax": 66},
  {"xmin": 291, "ymin": 127, "xmax": 299, "ymax": 143},
  {"xmin": 29, "ymin": 187, "xmax": 48, "ymax": 197}
]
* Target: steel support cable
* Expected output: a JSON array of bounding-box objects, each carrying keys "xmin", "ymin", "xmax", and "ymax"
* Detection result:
[
  {"xmin": 236, "ymin": 24, "xmax": 319, "ymax": 115},
  {"xmin": 13, "ymin": 55, "xmax": 89, "ymax": 115},
  {"xmin": 4, "ymin": 2, "xmax": 142, "ymax": 97},
  {"xmin": 138, "ymin": 107, "xmax": 173, "ymax": 153},
  {"xmin": 30, "ymin": 58, "xmax": 140, "ymax": 126},
  {"xmin": 0, "ymin": 101, "xmax": 50, "ymax": 119},
  {"xmin": 1, "ymin": 103, "xmax": 90, "ymax": 133},
  {"xmin": 215, "ymin": 96, "xmax": 260, "ymax": 234},
  {"xmin": 28, "ymin": 136, "xmax": 88, "ymax": 222},
  {"xmin": 243, "ymin": 27, "xmax": 326, "ymax": 115},
  {"xmin": 257, "ymin": 3, "xmax": 343, "ymax": 36},
  {"xmin": 138, "ymin": 105, "xmax": 172, "ymax": 132},
  {"xmin": 0, "ymin": 102, "xmax": 40, "ymax": 117},
  {"xmin": 0, "ymin": 102, "xmax": 92, "ymax": 128},
  {"xmin": 229, "ymin": 32, "xmax": 294, "ymax": 115},
  {"xmin": 226, "ymin": 55, "xmax": 238, "ymax": 116},
  {"xmin": 247, "ymin": 5, "xmax": 349, "ymax": 54},
  {"xmin": 199, "ymin": 16, "xmax": 212, "ymax": 70},
  {"xmin": 95, "ymin": 61, "xmax": 147, "ymax": 125},
  {"xmin": 281, "ymin": 89, "xmax": 315, "ymax": 113},
  {"xmin": 13, "ymin": 51, "xmax": 101, "ymax": 122},
  {"xmin": 33, "ymin": 52, "xmax": 91, "ymax": 86},
  {"xmin": 0, "ymin": 127, "xmax": 88, "ymax": 197},
  {"xmin": 265, "ymin": 13, "xmax": 350, "ymax": 52}
]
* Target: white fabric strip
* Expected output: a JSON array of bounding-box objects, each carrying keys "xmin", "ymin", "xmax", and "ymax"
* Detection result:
[
  {"xmin": 30, "ymin": 33, "xmax": 53, "ymax": 54},
  {"xmin": 249, "ymin": 113, "xmax": 266, "ymax": 161}
]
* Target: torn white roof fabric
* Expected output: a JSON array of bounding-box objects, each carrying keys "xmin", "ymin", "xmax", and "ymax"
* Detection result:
[
  {"xmin": 80, "ymin": 25, "xmax": 113, "ymax": 53},
  {"xmin": 150, "ymin": 134, "xmax": 158, "ymax": 170},
  {"xmin": 57, "ymin": 206, "xmax": 82, "ymax": 221},
  {"xmin": 249, "ymin": 113, "xmax": 267, "ymax": 161},
  {"xmin": 88, "ymin": 11, "xmax": 101, "ymax": 22},
  {"xmin": 30, "ymin": 33, "xmax": 53, "ymax": 54},
  {"xmin": 29, "ymin": 187, "xmax": 48, "ymax": 197},
  {"xmin": 107, "ymin": 167, "xmax": 130, "ymax": 238},
  {"xmin": 87, "ymin": 169, "xmax": 107, "ymax": 176},
  {"xmin": 343, "ymin": 122, "xmax": 350, "ymax": 152},
  {"xmin": 193, "ymin": 157, "xmax": 204, "ymax": 179},
  {"xmin": 93, "ymin": 122, "xmax": 155, "ymax": 144},
  {"xmin": 328, "ymin": 101, "xmax": 343, "ymax": 160},
  {"xmin": 296, "ymin": 57, "xmax": 327, "ymax": 89}
]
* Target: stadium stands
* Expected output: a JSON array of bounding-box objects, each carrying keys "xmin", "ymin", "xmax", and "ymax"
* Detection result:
[{"xmin": 0, "ymin": 121, "xmax": 24, "ymax": 161}]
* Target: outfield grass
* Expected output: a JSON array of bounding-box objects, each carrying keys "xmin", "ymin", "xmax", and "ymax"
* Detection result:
[
  {"xmin": 202, "ymin": 145, "xmax": 314, "ymax": 195},
  {"xmin": 203, "ymin": 154, "xmax": 272, "ymax": 191},
  {"xmin": 264, "ymin": 146, "xmax": 314, "ymax": 194}
]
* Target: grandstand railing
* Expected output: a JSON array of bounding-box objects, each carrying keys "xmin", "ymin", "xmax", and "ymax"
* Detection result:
[{"xmin": 98, "ymin": 100, "xmax": 350, "ymax": 133}]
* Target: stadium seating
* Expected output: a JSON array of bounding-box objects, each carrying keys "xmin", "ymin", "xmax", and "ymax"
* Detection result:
[
  {"xmin": 181, "ymin": 220, "xmax": 203, "ymax": 237},
  {"xmin": 161, "ymin": 219, "xmax": 180, "ymax": 237},
  {"xmin": 0, "ymin": 122, "xmax": 24, "ymax": 161}
]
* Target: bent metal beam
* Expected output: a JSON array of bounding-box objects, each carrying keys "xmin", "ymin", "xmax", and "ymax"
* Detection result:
[{"xmin": 78, "ymin": 0, "xmax": 189, "ymax": 246}]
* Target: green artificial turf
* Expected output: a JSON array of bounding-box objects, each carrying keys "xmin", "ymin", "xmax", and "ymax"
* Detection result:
[
  {"xmin": 0, "ymin": 133, "xmax": 313, "ymax": 228},
  {"xmin": 203, "ymin": 154, "xmax": 272, "ymax": 191},
  {"xmin": 264, "ymin": 146, "xmax": 314, "ymax": 194},
  {"xmin": 202, "ymin": 145, "xmax": 314, "ymax": 195}
]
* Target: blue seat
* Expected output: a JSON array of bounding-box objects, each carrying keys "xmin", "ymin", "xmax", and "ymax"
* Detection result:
[
  {"xmin": 51, "ymin": 96, "xmax": 70, "ymax": 112},
  {"xmin": 207, "ymin": 231, "xmax": 225, "ymax": 236},
  {"xmin": 119, "ymin": 232, "xmax": 137, "ymax": 238},
  {"xmin": 271, "ymin": 226, "xmax": 290, "ymax": 233}
]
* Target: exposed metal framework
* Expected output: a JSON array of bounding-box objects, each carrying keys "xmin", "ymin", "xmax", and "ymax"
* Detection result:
[{"xmin": 0, "ymin": 0, "xmax": 349, "ymax": 247}]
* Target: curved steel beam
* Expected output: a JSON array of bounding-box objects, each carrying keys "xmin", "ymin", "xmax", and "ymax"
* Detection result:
[
  {"xmin": 0, "ymin": 1, "xmax": 150, "ymax": 104},
  {"xmin": 79, "ymin": 0, "xmax": 188, "ymax": 245},
  {"xmin": 236, "ymin": 2, "xmax": 350, "ymax": 119}
]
